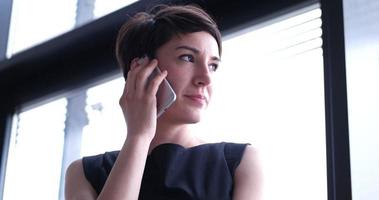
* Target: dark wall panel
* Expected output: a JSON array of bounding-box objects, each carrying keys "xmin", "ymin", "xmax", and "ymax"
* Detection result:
[{"xmin": 0, "ymin": 0, "xmax": 313, "ymax": 107}]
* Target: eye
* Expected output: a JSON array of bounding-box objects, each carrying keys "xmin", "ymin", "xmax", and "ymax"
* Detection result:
[
  {"xmin": 179, "ymin": 54, "xmax": 194, "ymax": 62},
  {"xmin": 209, "ymin": 63, "xmax": 219, "ymax": 72}
]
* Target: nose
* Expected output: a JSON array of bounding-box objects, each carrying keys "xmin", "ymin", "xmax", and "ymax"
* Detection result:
[{"xmin": 193, "ymin": 62, "xmax": 212, "ymax": 87}]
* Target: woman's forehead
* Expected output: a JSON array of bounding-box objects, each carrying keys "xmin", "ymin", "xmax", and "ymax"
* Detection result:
[{"xmin": 161, "ymin": 32, "xmax": 220, "ymax": 57}]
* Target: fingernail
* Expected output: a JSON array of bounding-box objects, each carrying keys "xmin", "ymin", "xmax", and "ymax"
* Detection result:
[
  {"xmin": 137, "ymin": 56, "xmax": 148, "ymax": 65},
  {"xmin": 130, "ymin": 58, "xmax": 138, "ymax": 69},
  {"xmin": 132, "ymin": 58, "xmax": 138, "ymax": 64},
  {"xmin": 137, "ymin": 58, "xmax": 143, "ymax": 65}
]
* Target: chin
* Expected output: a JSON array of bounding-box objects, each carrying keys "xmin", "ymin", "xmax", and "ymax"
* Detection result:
[
  {"xmin": 163, "ymin": 108, "xmax": 203, "ymax": 124},
  {"xmin": 186, "ymin": 110, "xmax": 206, "ymax": 124},
  {"xmin": 176, "ymin": 112, "xmax": 202, "ymax": 124},
  {"xmin": 186, "ymin": 116, "xmax": 202, "ymax": 124}
]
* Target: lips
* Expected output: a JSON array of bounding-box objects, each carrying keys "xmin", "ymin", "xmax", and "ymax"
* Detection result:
[{"xmin": 184, "ymin": 94, "xmax": 207, "ymax": 106}]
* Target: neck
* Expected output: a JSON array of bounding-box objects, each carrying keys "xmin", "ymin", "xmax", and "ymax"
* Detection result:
[{"xmin": 148, "ymin": 119, "xmax": 202, "ymax": 153}]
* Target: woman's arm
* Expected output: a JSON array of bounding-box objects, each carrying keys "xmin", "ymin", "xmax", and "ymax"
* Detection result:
[
  {"xmin": 65, "ymin": 159, "xmax": 97, "ymax": 200},
  {"xmin": 64, "ymin": 141, "xmax": 151, "ymax": 200},
  {"xmin": 65, "ymin": 57, "xmax": 167, "ymax": 200},
  {"xmin": 233, "ymin": 146, "xmax": 264, "ymax": 200},
  {"xmin": 96, "ymin": 136, "xmax": 151, "ymax": 200},
  {"xmin": 64, "ymin": 137, "xmax": 152, "ymax": 200}
]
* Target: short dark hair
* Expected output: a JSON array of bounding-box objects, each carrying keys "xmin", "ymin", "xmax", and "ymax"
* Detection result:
[{"xmin": 115, "ymin": 4, "xmax": 222, "ymax": 79}]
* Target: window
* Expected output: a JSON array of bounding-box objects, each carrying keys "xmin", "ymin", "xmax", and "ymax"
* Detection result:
[
  {"xmin": 196, "ymin": 5, "xmax": 326, "ymax": 199},
  {"xmin": 2, "ymin": 3, "xmax": 327, "ymax": 200},
  {"xmin": 94, "ymin": 0, "xmax": 138, "ymax": 19},
  {"xmin": 6, "ymin": 0, "xmax": 138, "ymax": 58},
  {"xmin": 3, "ymin": 98, "xmax": 67, "ymax": 200},
  {"xmin": 81, "ymin": 78, "xmax": 126, "ymax": 157},
  {"xmin": 6, "ymin": 0, "xmax": 77, "ymax": 57}
]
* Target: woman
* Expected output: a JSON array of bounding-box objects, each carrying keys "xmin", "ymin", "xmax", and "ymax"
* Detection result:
[{"xmin": 65, "ymin": 4, "xmax": 262, "ymax": 200}]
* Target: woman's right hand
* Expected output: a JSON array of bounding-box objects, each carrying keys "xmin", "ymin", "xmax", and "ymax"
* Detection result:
[{"xmin": 119, "ymin": 56, "xmax": 168, "ymax": 141}]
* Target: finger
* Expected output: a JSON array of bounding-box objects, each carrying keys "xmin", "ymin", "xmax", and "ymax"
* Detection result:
[
  {"xmin": 126, "ymin": 69, "xmax": 136, "ymax": 96},
  {"xmin": 147, "ymin": 69, "xmax": 168, "ymax": 96},
  {"xmin": 126, "ymin": 57, "xmax": 145, "ymax": 95},
  {"xmin": 130, "ymin": 56, "xmax": 149, "ymax": 81},
  {"xmin": 130, "ymin": 58, "xmax": 139, "ymax": 71},
  {"xmin": 119, "ymin": 82, "xmax": 128, "ymax": 107},
  {"xmin": 135, "ymin": 59, "xmax": 159, "ymax": 96}
]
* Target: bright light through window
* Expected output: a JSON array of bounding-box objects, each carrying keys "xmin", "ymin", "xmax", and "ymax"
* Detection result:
[
  {"xmin": 5, "ymin": 0, "xmax": 138, "ymax": 58},
  {"xmin": 192, "ymin": 6, "xmax": 326, "ymax": 200},
  {"xmin": 3, "ymin": 98, "xmax": 67, "ymax": 200},
  {"xmin": 81, "ymin": 78, "xmax": 126, "ymax": 157},
  {"xmin": 6, "ymin": 0, "xmax": 77, "ymax": 57},
  {"xmin": 94, "ymin": 0, "xmax": 138, "ymax": 19}
]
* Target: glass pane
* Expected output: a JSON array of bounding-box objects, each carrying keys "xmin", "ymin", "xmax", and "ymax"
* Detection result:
[
  {"xmin": 3, "ymin": 98, "xmax": 67, "ymax": 200},
  {"xmin": 94, "ymin": 0, "xmax": 138, "ymax": 19},
  {"xmin": 81, "ymin": 78, "xmax": 126, "ymax": 157},
  {"xmin": 343, "ymin": 0, "xmax": 379, "ymax": 199},
  {"xmin": 6, "ymin": 0, "xmax": 77, "ymax": 57},
  {"xmin": 192, "ymin": 6, "xmax": 326, "ymax": 200}
]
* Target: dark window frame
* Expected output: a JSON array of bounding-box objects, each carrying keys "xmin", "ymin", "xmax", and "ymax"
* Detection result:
[{"xmin": 320, "ymin": 0, "xmax": 352, "ymax": 199}]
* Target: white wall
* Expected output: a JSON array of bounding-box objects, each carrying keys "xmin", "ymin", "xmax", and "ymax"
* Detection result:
[{"xmin": 343, "ymin": 0, "xmax": 379, "ymax": 199}]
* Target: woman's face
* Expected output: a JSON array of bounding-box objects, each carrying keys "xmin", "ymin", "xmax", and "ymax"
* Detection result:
[{"xmin": 155, "ymin": 31, "xmax": 220, "ymax": 124}]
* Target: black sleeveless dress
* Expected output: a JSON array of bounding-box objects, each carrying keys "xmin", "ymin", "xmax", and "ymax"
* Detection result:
[{"xmin": 82, "ymin": 142, "xmax": 248, "ymax": 200}]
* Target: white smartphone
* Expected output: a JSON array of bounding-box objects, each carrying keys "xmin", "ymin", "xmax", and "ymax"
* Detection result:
[{"xmin": 147, "ymin": 66, "xmax": 176, "ymax": 117}]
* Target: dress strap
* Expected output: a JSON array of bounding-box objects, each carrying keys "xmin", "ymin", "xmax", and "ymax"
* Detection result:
[
  {"xmin": 223, "ymin": 143, "xmax": 249, "ymax": 177},
  {"xmin": 82, "ymin": 151, "xmax": 119, "ymax": 195}
]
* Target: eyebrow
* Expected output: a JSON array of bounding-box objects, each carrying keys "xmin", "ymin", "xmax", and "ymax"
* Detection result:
[{"xmin": 175, "ymin": 45, "xmax": 221, "ymax": 62}]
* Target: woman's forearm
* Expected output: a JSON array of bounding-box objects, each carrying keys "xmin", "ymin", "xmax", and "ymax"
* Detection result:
[
  {"xmin": 97, "ymin": 135, "xmax": 151, "ymax": 200},
  {"xmin": 97, "ymin": 57, "xmax": 165, "ymax": 200}
]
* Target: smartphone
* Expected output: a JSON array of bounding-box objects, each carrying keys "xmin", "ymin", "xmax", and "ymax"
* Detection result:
[{"xmin": 147, "ymin": 65, "xmax": 176, "ymax": 117}]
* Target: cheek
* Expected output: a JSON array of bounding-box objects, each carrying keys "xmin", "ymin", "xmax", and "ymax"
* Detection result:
[
  {"xmin": 166, "ymin": 70, "xmax": 186, "ymax": 93},
  {"xmin": 207, "ymin": 86, "xmax": 213, "ymax": 99},
  {"xmin": 165, "ymin": 64, "xmax": 191, "ymax": 86}
]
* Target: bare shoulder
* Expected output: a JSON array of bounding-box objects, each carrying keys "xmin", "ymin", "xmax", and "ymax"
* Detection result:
[
  {"xmin": 233, "ymin": 145, "xmax": 263, "ymax": 200},
  {"xmin": 65, "ymin": 159, "xmax": 97, "ymax": 200}
]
